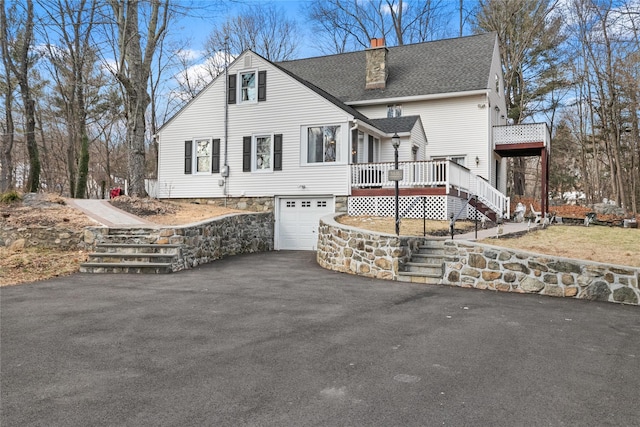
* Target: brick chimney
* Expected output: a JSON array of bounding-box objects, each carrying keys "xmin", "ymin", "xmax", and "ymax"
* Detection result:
[{"xmin": 365, "ymin": 38, "xmax": 388, "ymax": 90}]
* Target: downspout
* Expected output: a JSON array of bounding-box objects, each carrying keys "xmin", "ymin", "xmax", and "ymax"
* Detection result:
[{"xmin": 223, "ymin": 36, "xmax": 229, "ymax": 203}]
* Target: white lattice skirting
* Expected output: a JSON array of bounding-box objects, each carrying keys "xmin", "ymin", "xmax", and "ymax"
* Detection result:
[{"xmin": 348, "ymin": 196, "xmax": 487, "ymax": 220}]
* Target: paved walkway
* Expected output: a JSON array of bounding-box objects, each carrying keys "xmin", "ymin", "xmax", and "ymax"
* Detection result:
[
  {"xmin": 66, "ymin": 199, "xmax": 156, "ymax": 227},
  {"xmin": 455, "ymin": 220, "xmax": 538, "ymax": 241}
]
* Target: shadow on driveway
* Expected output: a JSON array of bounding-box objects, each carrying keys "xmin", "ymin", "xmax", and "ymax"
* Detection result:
[{"xmin": 2, "ymin": 251, "xmax": 639, "ymax": 426}]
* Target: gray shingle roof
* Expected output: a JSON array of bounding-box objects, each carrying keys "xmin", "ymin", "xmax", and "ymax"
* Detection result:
[
  {"xmin": 369, "ymin": 116, "xmax": 421, "ymax": 134},
  {"xmin": 277, "ymin": 33, "xmax": 497, "ymax": 103}
]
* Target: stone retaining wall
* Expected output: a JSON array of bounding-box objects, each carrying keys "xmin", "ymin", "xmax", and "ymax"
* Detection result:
[
  {"xmin": 0, "ymin": 226, "xmax": 87, "ymax": 250},
  {"xmin": 84, "ymin": 212, "xmax": 274, "ymax": 271},
  {"xmin": 317, "ymin": 215, "xmax": 422, "ymax": 280},
  {"xmin": 317, "ymin": 214, "xmax": 640, "ymax": 305},
  {"xmin": 441, "ymin": 240, "xmax": 639, "ymax": 305}
]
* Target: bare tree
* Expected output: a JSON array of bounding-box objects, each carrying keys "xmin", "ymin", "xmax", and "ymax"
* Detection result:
[
  {"xmin": 566, "ymin": 0, "xmax": 640, "ymax": 212},
  {"xmin": 0, "ymin": 0, "xmax": 15, "ymax": 191},
  {"xmin": 107, "ymin": 0, "xmax": 170, "ymax": 197},
  {"xmin": 205, "ymin": 3, "xmax": 300, "ymax": 60},
  {"xmin": 307, "ymin": 0, "xmax": 448, "ymax": 54},
  {"xmin": 1, "ymin": 0, "xmax": 40, "ymax": 192},
  {"xmin": 41, "ymin": 0, "xmax": 99, "ymax": 198},
  {"xmin": 473, "ymin": 0, "xmax": 565, "ymax": 196}
]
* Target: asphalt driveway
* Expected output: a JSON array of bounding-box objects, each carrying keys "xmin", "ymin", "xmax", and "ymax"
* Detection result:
[{"xmin": 1, "ymin": 251, "xmax": 639, "ymax": 426}]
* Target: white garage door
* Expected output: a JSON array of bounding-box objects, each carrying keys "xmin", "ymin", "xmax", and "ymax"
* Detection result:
[{"xmin": 277, "ymin": 197, "xmax": 334, "ymax": 250}]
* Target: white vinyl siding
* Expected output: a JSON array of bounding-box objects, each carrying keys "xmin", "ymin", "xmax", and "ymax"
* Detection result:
[
  {"xmin": 157, "ymin": 53, "xmax": 352, "ymax": 199},
  {"xmin": 354, "ymin": 94, "xmax": 488, "ymax": 176}
]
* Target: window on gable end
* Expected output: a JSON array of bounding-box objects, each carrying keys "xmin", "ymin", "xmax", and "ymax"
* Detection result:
[
  {"xmin": 196, "ymin": 138, "xmax": 212, "ymax": 173},
  {"xmin": 240, "ymin": 70, "xmax": 257, "ymax": 102},
  {"xmin": 387, "ymin": 104, "xmax": 402, "ymax": 118},
  {"xmin": 243, "ymin": 134, "xmax": 280, "ymax": 172}
]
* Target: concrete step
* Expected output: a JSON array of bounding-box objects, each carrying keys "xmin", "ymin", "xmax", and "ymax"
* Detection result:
[
  {"xmin": 99, "ymin": 235, "xmax": 159, "ymax": 244},
  {"xmin": 397, "ymin": 271, "xmax": 442, "ymax": 284},
  {"xmin": 86, "ymin": 253, "xmax": 176, "ymax": 264},
  {"xmin": 403, "ymin": 262, "xmax": 443, "ymax": 276},
  {"xmin": 79, "ymin": 262, "xmax": 173, "ymax": 274},
  {"xmin": 411, "ymin": 253, "xmax": 454, "ymax": 262},
  {"xmin": 95, "ymin": 243, "xmax": 181, "ymax": 254}
]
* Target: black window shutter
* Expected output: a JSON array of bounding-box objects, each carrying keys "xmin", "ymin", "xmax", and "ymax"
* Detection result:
[
  {"xmin": 242, "ymin": 136, "xmax": 252, "ymax": 172},
  {"xmin": 184, "ymin": 140, "xmax": 192, "ymax": 174},
  {"xmin": 228, "ymin": 74, "xmax": 236, "ymax": 104},
  {"xmin": 274, "ymin": 134, "xmax": 282, "ymax": 171},
  {"xmin": 258, "ymin": 70, "xmax": 267, "ymax": 102},
  {"xmin": 351, "ymin": 128, "xmax": 358, "ymax": 163},
  {"xmin": 212, "ymin": 139, "xmax": 220, "ymax": 173},
  {"xmin": 368, "ymin": 135, "xmax": 374, "ymax": 162}
]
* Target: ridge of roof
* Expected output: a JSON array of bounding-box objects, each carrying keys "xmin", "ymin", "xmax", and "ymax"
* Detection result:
[{"xmin": 277, "ymin": 33, "xmax": 497, "ymax": 103}]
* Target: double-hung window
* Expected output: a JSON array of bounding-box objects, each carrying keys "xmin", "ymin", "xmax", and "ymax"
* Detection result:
[
  {"xmin": 196, "ymin": 139, "xmax": 211, "ymax": 173},
  {"xmin": 305, "ymin": 125, "xmax": 341, "ymax": 164},
  {"xmin": 229, "ymin": 70, "xmax": 266, "ymax": 104},
  {"xmin": 254, "ymin": 135, "xmax": 272, "ymax": 170},
  {"xmin": 184, "ymin": 138, "xmax": 220, "ymax": 174},
  {"xmin": 243, "ymin": 134, "xmax": 282, "ymax": 172},
  {"xmin": 240, "ymin": 71, "xmax": 256, "ymax": 102}
]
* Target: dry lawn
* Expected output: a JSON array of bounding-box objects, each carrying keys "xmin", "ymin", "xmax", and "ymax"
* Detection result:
[
  {"xmin": 0, "ymin": 248, "xmax": 88, "ymax": 287},
  {"xmin": 337, "ymin": 215, "xmax": 475, "ymax": 236},
  {"xmin": 479, "ymin": 225, "xmax": 640, "ymax": 267}
]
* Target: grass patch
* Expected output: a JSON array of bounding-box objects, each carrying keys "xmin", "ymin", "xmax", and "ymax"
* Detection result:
[
  {"xmin": 0, "ymin": 190, "xmax": 21, "ymax": 204},
  {"xmin": 480, "ymin": 225, "xmax": 640, "ymax": 267}
]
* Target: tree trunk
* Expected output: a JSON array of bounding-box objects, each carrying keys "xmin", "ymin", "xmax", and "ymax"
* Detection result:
[
  {"xmin": 75, "ymin": 134, "xmax": 90, "ymax": 198},
  {"xmin": 0, "ymin": 0, "xmax": 14, "ymax": 191}
]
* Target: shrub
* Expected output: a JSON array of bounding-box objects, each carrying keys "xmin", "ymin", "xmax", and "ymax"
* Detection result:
[{"xmin": 0, "ymin": 190, "xmax": 22, "ymax": 204}]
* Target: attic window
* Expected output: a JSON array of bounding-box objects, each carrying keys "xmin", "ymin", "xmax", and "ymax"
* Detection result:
[
  {"xmin": 387, "ymin": 104, "xmax": 402, "ymax": 118},
  {"xmin": 240, "ymin": 71, "xmax": 257, "ymax": 102}
]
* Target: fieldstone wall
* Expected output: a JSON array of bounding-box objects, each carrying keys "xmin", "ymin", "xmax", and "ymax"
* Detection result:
[
  {"xmin": 0, "ymin": 226, "xmax": 87, "ymax": 250},
  {"xmin": 441, "ymin": 240, "xmax": 639, "ymax": 305},
  {"xmin": 316, "ymin": 214, "xmax": 640, "ymax": 306},
  {"xmin": 84, "ymin": 212, "xmax": 274, "ymax": 271},
  {"xmin": 169, "ymin": 196, "xmax": 349, "ymax": 213},
  {"xmin": 316, "ymin": 214, "xmax": 421, "ymax": 280}
]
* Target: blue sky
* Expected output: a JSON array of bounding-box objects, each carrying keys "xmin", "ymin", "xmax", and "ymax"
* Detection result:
[{"xmin": 171, "ymin": 0, "xmax": 472, "ymax": 60}]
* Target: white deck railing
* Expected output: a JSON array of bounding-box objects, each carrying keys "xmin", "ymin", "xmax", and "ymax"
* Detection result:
[
  {"xmin": 350, "ymin": 160, "xmax": 510, "ymax": 218},
  {"xmin": 493, "ymin": 123, "xmax": 550, "ymax": 147}
]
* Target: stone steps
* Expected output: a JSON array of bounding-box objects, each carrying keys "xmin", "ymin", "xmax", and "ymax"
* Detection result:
[
  {"xmin": 398, "ymin": 240, "xmax": 450, "ymax": 284},
  {"xmin": 80, "ymin": 243, "xmax": 181, "ymax": 274}
]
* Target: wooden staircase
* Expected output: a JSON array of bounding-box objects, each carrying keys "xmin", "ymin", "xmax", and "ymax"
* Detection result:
[
  {"xmin": 397, "ymin": 240, "xmax": 454, "ymax": 284},
  {"xmin": 80, "ymin": 227, "xmax": 183, "ymax": 274}
]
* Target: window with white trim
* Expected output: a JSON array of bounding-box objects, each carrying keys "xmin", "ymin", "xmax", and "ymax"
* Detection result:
[
  {"xmin": 240, "ymin": 70, "xmax": 257, "ymax": 102},
  {"xmin": 387, "ymin": 104, "xmax": 402, "ymax": 118},
  {"xmin": 196, "ymin": 138, "xmax": 212, "ymax": 173},
  {"xmin": 304, "ymin": 124, "xmax": 342, "ymax": 164},
  {"xmin": 254, "ymin": 134, "xmax": 272, "ymax": 171}
]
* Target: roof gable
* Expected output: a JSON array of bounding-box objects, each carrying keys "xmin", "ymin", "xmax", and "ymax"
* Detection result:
[{"xmin": 277, "ymin": 33, "xmax": 498, "ymax": 103}]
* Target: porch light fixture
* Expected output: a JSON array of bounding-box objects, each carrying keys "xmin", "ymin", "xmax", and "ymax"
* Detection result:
[
  {"xmin": 475, "ymin": 156, "xmax": 480, "ymax": 167},
  {"xmin": 392, "ymin": 133, "xmax": 401, "ymax": 235}
]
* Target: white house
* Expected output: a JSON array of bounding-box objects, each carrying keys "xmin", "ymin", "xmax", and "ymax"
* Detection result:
[{"xmin": 156, "ymin": 33, "xmax": 550, "ymax": 250}]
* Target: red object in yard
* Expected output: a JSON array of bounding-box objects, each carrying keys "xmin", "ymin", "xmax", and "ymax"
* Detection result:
[{"xmin": 110, "ymin": 187, "xmax": 123, "ymax": 199}]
